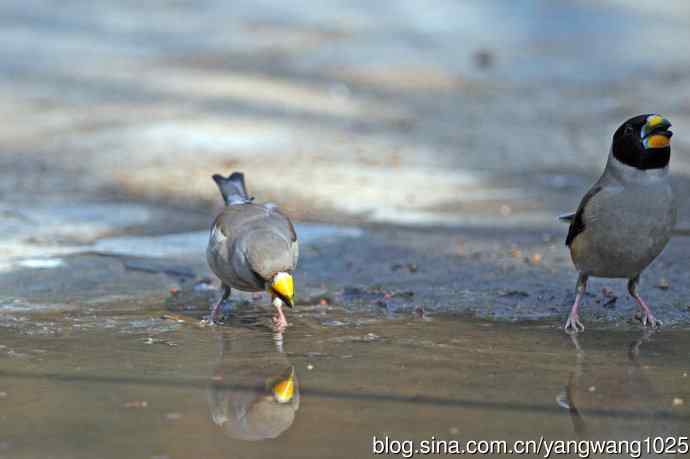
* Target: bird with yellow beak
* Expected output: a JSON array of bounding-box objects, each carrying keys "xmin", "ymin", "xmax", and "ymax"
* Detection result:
[
  {"xmin": 560, "ymin": 114, "xmax": 676, "ymax": 333},
  {"xmin": 207, "ymin": 172, "xmax": 298, "ymax": 329}
]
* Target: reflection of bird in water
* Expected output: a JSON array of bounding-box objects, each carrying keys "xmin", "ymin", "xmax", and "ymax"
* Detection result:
[
  {"xmin": 208, "ymin": 331, "xmax": 299, "ymax": 441},
  {"xmin": 557, "ymin": 331, "xmax": 681, "ymax": 449}
]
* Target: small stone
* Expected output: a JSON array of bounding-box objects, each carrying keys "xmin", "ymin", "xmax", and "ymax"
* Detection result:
[
  {"xmin": 145, "ymin": 337, "xmax": 155, "ymax": 344},
  {"xmin": 0, "ymin": 392, "xmax": 7, "ymax": 398},
  {"xmin": 500, "ymin": 205, "xmax": 512, "ymax": 216},
  {"xmin": 530, "ymin": 254, "xmax": 543, "ymax": 265},
  {"xmin": 165, "ymin": 412, "xmax": 182, "ymax": 421},
  {"xmin": 510, "ymin": 248, "xmax": 522, "ymax": 258},
  {"xmin": 672, "ymin": 397, "xmax": 684, "ymax": 407},
  {"xmin": 449, "ymin": 427, "xmax": 460, "ymax": 435},
  {"xmin": 307, "ymin": 364, "xmax": 314, "ymax": 370},
  {"xmin": 124, "ymin": 400, "xmax": 148, "ymax": 408},
  {"xmin": 588, "ymin": 386, "xmax": 596, "ymax": 392},
  {"xmin": 657, "ymin": 278, "xmax": 670, "ymax": 289},
  {"xmin": 683, "ymin": 372, "xmax": 688, "ymax": 378}
]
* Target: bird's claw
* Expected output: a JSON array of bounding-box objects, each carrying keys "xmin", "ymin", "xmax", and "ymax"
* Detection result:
[
  {"xmin": 564, "ymin": 315, "xmax": 585, "ymax": 334},
  {"xmin": 636, "ymin": 311, "xmax": 662, "ymax": 329},
  {"xmin": 200, "ymin": 315, "xmax": 220, "ymax": 327},
  {"xmin": 272, "ymin": 314, "xmax": 288, "ymax": 332}
]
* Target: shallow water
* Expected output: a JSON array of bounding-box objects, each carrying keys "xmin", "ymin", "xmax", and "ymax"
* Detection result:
[{"xmin": 1, "ymin": 300, "xmax": 688, "ymax": 459}]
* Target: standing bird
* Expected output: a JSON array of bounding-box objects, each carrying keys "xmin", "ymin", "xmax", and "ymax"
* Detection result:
[
  {"xmin": 560, "ymin": 114, "xmax": 676, "ymax": 333},
  {"xmin": 207, "ymin": 172, "xmax": 299, "ymax": 328}
]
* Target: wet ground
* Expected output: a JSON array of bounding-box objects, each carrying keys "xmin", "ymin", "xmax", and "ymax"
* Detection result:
[
  {"xmin": 2, "ymin": 0, "xmax": 690, "ymax": 457},
  {"xmin": 0, "ymin": 304, "xmax": 688, "ymax": 458}
]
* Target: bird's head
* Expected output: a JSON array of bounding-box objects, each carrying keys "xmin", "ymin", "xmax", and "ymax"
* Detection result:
[
  {"xmin": 612, "ymin": 114, "xmax": 672, "ymax": 170},
  {"xmin": 268, "ymin": 272, "xmax": 294, "ymax": 308}
]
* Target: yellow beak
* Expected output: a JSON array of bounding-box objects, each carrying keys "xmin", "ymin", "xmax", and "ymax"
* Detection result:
[
  {"xmin": 272, "ymin": 366, "xmax": 296, "ymax": 403},
  {"xmin": 271, "ymin": 273, "xmax": 294, "ymax": 308},
  {"xmin": 642, "ymin": 115, "xmax": 672, "ymax": 149}
]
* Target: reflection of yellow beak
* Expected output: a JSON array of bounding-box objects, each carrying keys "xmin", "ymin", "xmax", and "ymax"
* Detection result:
[
  {"xmin": 272, "ymin": 366, "xmax": 295, "ymax": 404},
  {"xmin": 271, "ymin": 273, "xmax": 294, "ymax": 308}
]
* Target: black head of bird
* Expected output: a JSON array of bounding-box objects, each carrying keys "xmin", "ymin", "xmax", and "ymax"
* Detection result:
[{"xmin": 612, "ymin": 114, "xmax": 672, "ymax": 170}]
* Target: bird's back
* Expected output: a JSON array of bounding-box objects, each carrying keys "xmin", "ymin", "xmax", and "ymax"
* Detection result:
[{"xmin": 207, "ymin": 203, "xmax": 298, "ymax": 290}]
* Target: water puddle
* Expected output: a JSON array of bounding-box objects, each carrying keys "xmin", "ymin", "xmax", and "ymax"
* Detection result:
[{"xmin": 0, "ymin": 301, "xmax": 688, "ymax": 458}]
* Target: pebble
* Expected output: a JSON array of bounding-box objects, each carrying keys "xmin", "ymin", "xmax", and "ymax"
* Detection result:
[
  {"xmin": 307, "ymin": 364, "xmax": 314, "ymax": 370},
  {"xmin": 124, "ymin": 400, "xmax": 148, "ymax": 408}
]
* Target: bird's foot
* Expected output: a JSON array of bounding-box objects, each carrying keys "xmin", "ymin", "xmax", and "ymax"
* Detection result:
[
  {"xmin": 272, "ymin": 312, "xmax": 288, "ymax": 332},
  {"xmin": 564, "ymin": 314, "xmax": 585, "ymax": 334},
  {"xmin": 199, "ymin": 316, "xmax": 217, "ymax": 327},
  {"xmin": 209, "ymin": 299, "xmax": 232, "ymax": 325},
  {"xmin": 207, "ymin": 311, "xmax": 222, "ymax": 325},
  {"xmin": 635, "ymin": 310, "xmax": 662, "ymax": 329}
]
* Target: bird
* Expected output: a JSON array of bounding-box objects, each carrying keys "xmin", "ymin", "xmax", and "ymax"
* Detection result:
[
  {"xmin": 206, "ymin": 172, "xmax": 299, "ymax": 328},
  {"xmin": 560, "ymin": 114, "xmax": 676, "ymax": 333}
]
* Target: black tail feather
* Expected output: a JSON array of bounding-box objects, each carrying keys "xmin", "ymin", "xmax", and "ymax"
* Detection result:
[{"xmin": 212, "ymin": 172, "xmax": 252, "ymax": 205}]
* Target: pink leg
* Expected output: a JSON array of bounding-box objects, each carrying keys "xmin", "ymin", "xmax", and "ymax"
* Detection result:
[
  {"xmin": 564, "ymin": 274, "xmax": 587, "ymax": 333},
  {"xmin": 272, "ymin": 301, "xmax": 288, "ymax": 332},
  {"xmin": 628, "ymin": 276, "xmax": 661, "ymax": 328},
  {"xmin": 210, "ymin": 285, "xmax": 231, "ymax": 324}
]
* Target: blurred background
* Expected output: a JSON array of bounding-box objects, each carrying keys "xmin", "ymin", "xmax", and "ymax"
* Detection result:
[{"xmin": 2, "ymin": 0, "xmax": 690, "ymax": 234}]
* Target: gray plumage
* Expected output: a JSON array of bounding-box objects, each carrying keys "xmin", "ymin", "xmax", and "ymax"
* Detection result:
[
  {"xmin": 207, "ymin": 173, "xmax": 298, "ymax": 293},
  {"xmin": 567, "ymin": 150, "xmax": 676, "ymax": 278}
]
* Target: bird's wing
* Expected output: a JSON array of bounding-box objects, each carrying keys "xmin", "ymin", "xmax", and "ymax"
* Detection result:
[
  {"xmin": 208, "ymin": 205, "xmax": 271, "ymax": 290},
  {"xmin": 264, "ymin": 205, "xmax": 299, "ymax": 269},
  {"xmin": 565, "ymin": 185, "xmax": 603, "ymax": 247},
  {"xmin": 263, "ymin": 203, "xmax": 297, "ymax": 242}
]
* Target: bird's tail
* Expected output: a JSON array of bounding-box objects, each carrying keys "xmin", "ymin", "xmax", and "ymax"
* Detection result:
[{"xmin": 212, "ymin": 172, "xmax": 252, "ymax": 205}]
